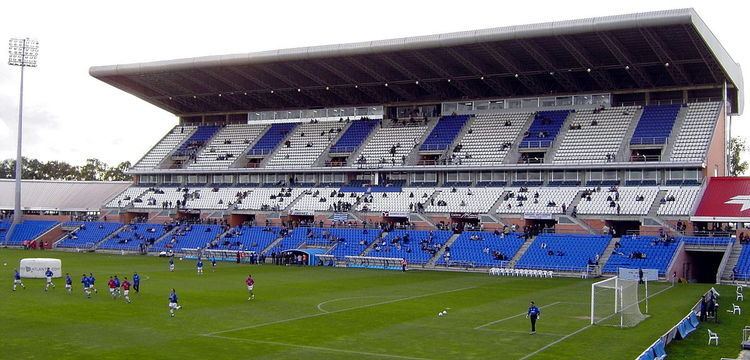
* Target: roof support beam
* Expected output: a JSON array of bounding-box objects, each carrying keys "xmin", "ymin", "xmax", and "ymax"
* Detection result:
[
  {"xmin": 597, "ymin": 32, "xmax": 653, "ymax": 88},
  {"xmin": 124, "ymin": 76, "xmax": 190, "ymax": 113},
  {"xmin": 344, "ymin": 57, "xmax": 415, "ymax": 101},
  {"xmin": 556, "ymin": 36, "xmax": 616, "ymax": 90},
  {"xmin": 411, "ymin": 51, "xmax": 480, "ymax": 98},
  {"xmin": 517, "ymin": 41, "xmax": 578, "ymax": 93},
  {"xmin": 183, "ymin": 70, "xmax": 249, "ymax": 109},
  {"xmin": 284, "ymin": 63, "xmax": 359, "ymax": 105},
  {"xmin": 445, "ymin": 48, "xmax": 512, "ymax": 96},
  {"xmin": 479, "ymin": 43, "xmax": 546, "ymax": 94},
  {"xmin": 379, "ymin": 54, "xmax": 444, "ymax": 98},
  {"xmin": 224, "ymin": 67, "xmax": 302, "ymax": 108},
  {"xmin": 313, "ymin": 59, "xmax": 382, "ymax": 104},
  {"xmin": 683, "ymin": 25, "xmax": 721, "ymax": 84},
  {"xmin": 261, "ymin": 65, "xmax": 336, "ymax": 107},
  {"xmin": 639, "ymin": 28, "xmax": 690, "ymax": 86}
]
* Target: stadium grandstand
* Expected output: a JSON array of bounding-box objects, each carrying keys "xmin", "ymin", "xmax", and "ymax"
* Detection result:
[{"xmin": 2, "ymin": 8, "xmax": 746, "ymax": 286}]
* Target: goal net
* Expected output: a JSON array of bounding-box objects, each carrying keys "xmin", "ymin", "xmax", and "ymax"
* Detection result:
[{"xmin": 591, "ymin": 276, "xmax": 647, "ymax": 327}]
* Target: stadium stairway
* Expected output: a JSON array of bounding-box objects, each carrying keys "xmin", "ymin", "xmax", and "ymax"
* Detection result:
[
  {"xmin": 596, "ymin": 237, "xmax": 621, "ymax": 276},
  {"xmin": 346, "ymin": 122, "xmax": 383, "ymax": 166},
  {"xmin": 35, "ymin": 223, "xmax": 64, "ymax": 249},
  {"xmin": 559, "ymin": 215, "xmax": 596, "ymax": 235},
  {"xmin": 227, "ymin": 125, "xmax": 271, "ymax": 168},
  {"xmin": 648, "ymin": 190, "xmax": 670, "ymax": 217},
  {"xmin": 359, "ymin": 231, "xmax": 387, "ymax": 256},
  {"xmin": 543, "ymin": 111, "xmax": 576, "ymax": 163},
  {"xmin": 92, "ymin": 225, "xmax": 128, "ymax": 250},
  {"xmin": 439, "ymin": 116, "xmax": 474, "ymax": 160},
  {"xmin": 503, "ymin": 113, "xmax": 537, "ymax": 164},
  {"xmin": 260, "ymin": 234, "xmax": 287, "ymax": 254},
  {"xmin": 661, "ymin": 105, "xmax": 689, "ymax": 161},
  {"xmin": 256, "ymin": 127, "xmax": 298, "ymax": 168},
  {"xmin": 407, "ymin": 120, "xmax": 441, "ymax": 164},
  {"xmin": 313, "ymin": 121, "xmax": 354, "ymax": 166},
  {"xmin": 426, "ymin": 232, "xmax": 461, "ymax": 266},
  {"xmin": 410, "ymin": 212, "xmax": 435, "ymax": 228},
  {"xmin": 508, "ymin": 236, "xmax": 535, "ymax": 268},
  {"xmin": 146, "ymin": 226, "xmax": 181, "ymax": 251},
  {"xmin": 721, "ymin": 241, "xmax": 743, "ymax": 283},
  {"xmin": 617, "ymin": 108, "xmax": 644, "ymax": 160}
]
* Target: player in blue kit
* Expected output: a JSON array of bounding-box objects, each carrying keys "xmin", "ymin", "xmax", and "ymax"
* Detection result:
[
  {"xmin": 168, "ymin": 289, "xmax": 182, "ymax": 317},
  {"xmin": 169, "ymin": 257, "xmax": 175, "ymax": 272},
  {"xmin": 132, "ymin": 272, "xmax": 140, "ymax": 293},
  {"xmin": 81, "ymin": 274, "xmax": 91, "ymax": 298},
  {"xmin": 44, "ymin": 268, "xmax": 55, "ymax": 292},
  {"xmin": 113, "ymin": 275, "xmax": 121, "ymax": 297},
  {"xmin": 526, "ymin": 301, "xmax": 541, "ymax": 335},
  {"xmin": 13, "ymin": 269, "xmax": 25, "ymax": 291},
  {"xmin": 64, "ymin": 273, "xmax": 73, "ymax": 294},
  {"xmin": 88, "ymin": 273, "xmax": 98, "ymax": 294},
  {"xmin": 197, "ymin": 258, "xmax": 204, "ymax": 275}
]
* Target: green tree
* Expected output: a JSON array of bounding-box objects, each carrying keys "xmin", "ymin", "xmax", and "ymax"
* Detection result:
[
  {"xmin": 78, "ymin": 158, "xmax": 109, "ymax": 181},
  {"xmin": 730, "ymin": 137, "xmax": 749, "ymax": 176},
  {"xmin": 103, "ymin": 161, "xmax": 132, "ymax": 181}
]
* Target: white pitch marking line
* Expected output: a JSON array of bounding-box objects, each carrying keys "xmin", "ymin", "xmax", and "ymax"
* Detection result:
[
  {"xmin": 204, "ymin": 285, "xmax": 477, "ymax": 336},
  {"xmin": 476, "ymin": 329, "xmax": 566, "ymax": 337},
  {"xmin": 519, "ymin": 283, "xmax": 676, "ymax": 360},
  {"xmin": 206, "ymin": 334, "xmax": 434, "ymax": 360},
  {"xmin": 519, "ymin": 324, "xmax": 592, "ymax": 360},
  {"xmin": 474, "ymin": 301, "xmax": 562, "ymax": 330},
  {"xmin": 316, "ymin": 296, "xmax": 400, "ymax": 313}
]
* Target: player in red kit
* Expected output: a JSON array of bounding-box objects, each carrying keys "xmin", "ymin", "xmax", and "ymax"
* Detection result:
[
  {"xmin": 108, "ymin": 277, "xmax": 117, "ymax": 299},
  {"xmin": 245, "ymin": 274, "xmax": 255, "ymax": 301},
  {"xmin": 121, "ymin": 277, "xmax": 132, "ymax": 303}
]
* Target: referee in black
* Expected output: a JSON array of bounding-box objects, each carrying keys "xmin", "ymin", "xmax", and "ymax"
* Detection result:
[{"xmin": 526, "ymin": 301, "xmax": 541, "ymax": 334}]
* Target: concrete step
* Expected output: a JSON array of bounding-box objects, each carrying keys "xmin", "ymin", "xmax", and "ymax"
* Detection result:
[
  {"xmin": 597, "ymin": 236, "xmax": 620, "ymax": 276},
  {"xmin": 427, "ymin": 232, "xmax": 461, "ymax": 266},
  {"xmin": 509, "ymin": 236, "xmax": 535, "ymax": 268}
]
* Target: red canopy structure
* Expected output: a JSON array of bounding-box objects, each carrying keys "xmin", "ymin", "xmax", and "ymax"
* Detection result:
[{"xmin": 693, "ymin": 177, "xmax": 750, "ymax": 222}]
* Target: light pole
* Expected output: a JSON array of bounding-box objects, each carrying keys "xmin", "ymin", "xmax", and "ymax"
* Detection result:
[{"xmin": 5, "ymin": 38, "xmax": 38, "ymax": 244}]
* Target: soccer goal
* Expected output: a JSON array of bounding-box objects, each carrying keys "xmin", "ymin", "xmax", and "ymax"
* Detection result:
[{"xmin": 591, "ymin": 276, "xmax": 647, "ymax": 327}]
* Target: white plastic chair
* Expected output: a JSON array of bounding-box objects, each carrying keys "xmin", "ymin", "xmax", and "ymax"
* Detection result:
[
  {"xmin": 732, "ymin": 304, "xmax": 742, "ymax": 315},
  {"xmin": 737, "ymin": 286, "xmax": 744, "ymax": 301},
  {"xmin": 708, "ymin": 329, "xmax": 719, "ymax": 345}
]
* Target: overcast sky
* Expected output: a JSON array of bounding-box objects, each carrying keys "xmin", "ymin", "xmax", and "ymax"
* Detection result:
[{"xmin": 0, "ymin": 0, "xmax": 745, "ymax": 166}]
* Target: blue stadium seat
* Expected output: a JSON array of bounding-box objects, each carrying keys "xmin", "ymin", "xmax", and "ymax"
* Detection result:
[
  {"xmin": 420, "ymin": 115, "xmax": 469, "ymax": 151},
  {"xmin": 214, "ymin": 226, "xmax": 281, "ymax": 252},
  {"xmin": 437, "ymin": 231, "xmax": 525, "ymax": 267},
  {"xmin": 173, "ymin": 125, "xmax": 221, "ymax": 157},
  {"xmin": 368, "ymin": 229, "xmax": 453, "ymax": 264},
  {"xmin": 56, "ymin": 222, "xmax": 122, "ymax": 248},
  {"xmin": 519, "ymin": 110, "xmax": 571, "ymax": 148},
  {"xmin": 150, "ymin": 224, "xmax": 224, "ymax": 252},
  {"xmin": 630, "ymin": 104, "xmax": 681, "ymax": 145},
  {"xmin": 330, "ymin": 119, "xmax": 379, "ymax": 153},
  {"xmin": 0, "ymin": 220, "xmax": 59, "ymax": 246},
  {"xmin": 602, "ymin": 236, "xmax": 680, "ymax": 276},
  {"xmin": 516, "ymin": 233, "xmax": 611, "ymax": 271},
  {"xmin": 248, "ymin": 123, "xmax": 297, "ymax": 156},
  {"xmin": 99, "ymin": 223, "xmax": 167, "ymax": 251}
]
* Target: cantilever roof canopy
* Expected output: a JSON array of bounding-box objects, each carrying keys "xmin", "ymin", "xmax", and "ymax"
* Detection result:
[{"xmin": 90, "ymin": 8, "xmax": 743, "ymax": 116}]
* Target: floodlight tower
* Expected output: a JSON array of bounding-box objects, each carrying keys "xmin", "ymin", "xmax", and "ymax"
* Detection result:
[{"xmin": 6, "ymin": 38, "xmax": 38, "ymax": 242}]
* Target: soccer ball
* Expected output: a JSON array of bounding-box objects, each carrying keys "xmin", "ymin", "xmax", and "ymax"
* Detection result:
[
  {"xmin": 438, "ymin": 312, "xmax": 444, "ymax": 317},
  {"xmin": 179, "ymin": 257, "xmax": 183, "ymax": 261},
  {"xmin": 441, "ymin": 310, "xmax": 447, "ymax": 315},
  {"xmin": 2, "ymin": 263, "xmax": 6, "ymax": 266}
]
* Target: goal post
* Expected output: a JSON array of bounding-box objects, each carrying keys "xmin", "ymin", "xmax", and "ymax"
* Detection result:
[{"xmin": 591, "ymin": 276, "xmax": 647, "ymax": 327}]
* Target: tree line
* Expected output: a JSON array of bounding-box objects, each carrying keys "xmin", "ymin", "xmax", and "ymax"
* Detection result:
[{"xmin": 0, "ymin": 158, "xmax": 132, "ymax": 181}]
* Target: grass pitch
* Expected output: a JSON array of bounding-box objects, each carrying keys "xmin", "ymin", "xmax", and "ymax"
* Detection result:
[{"xmin": 0, "ymin": 249, "xmax": 743, "ymax": 359}]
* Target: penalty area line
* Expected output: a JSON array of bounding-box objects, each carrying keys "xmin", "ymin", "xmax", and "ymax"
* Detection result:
[
  {"xmin": 205, "ymin": 334, "xmax": 433, "ymax": 360},
  {"xmin": 474, "ymin": 301, "xmax": 562, "ymax": 330},
  {"xmin": 204, "ymin": 285, "xmax": 477, "ymax": 336}
]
